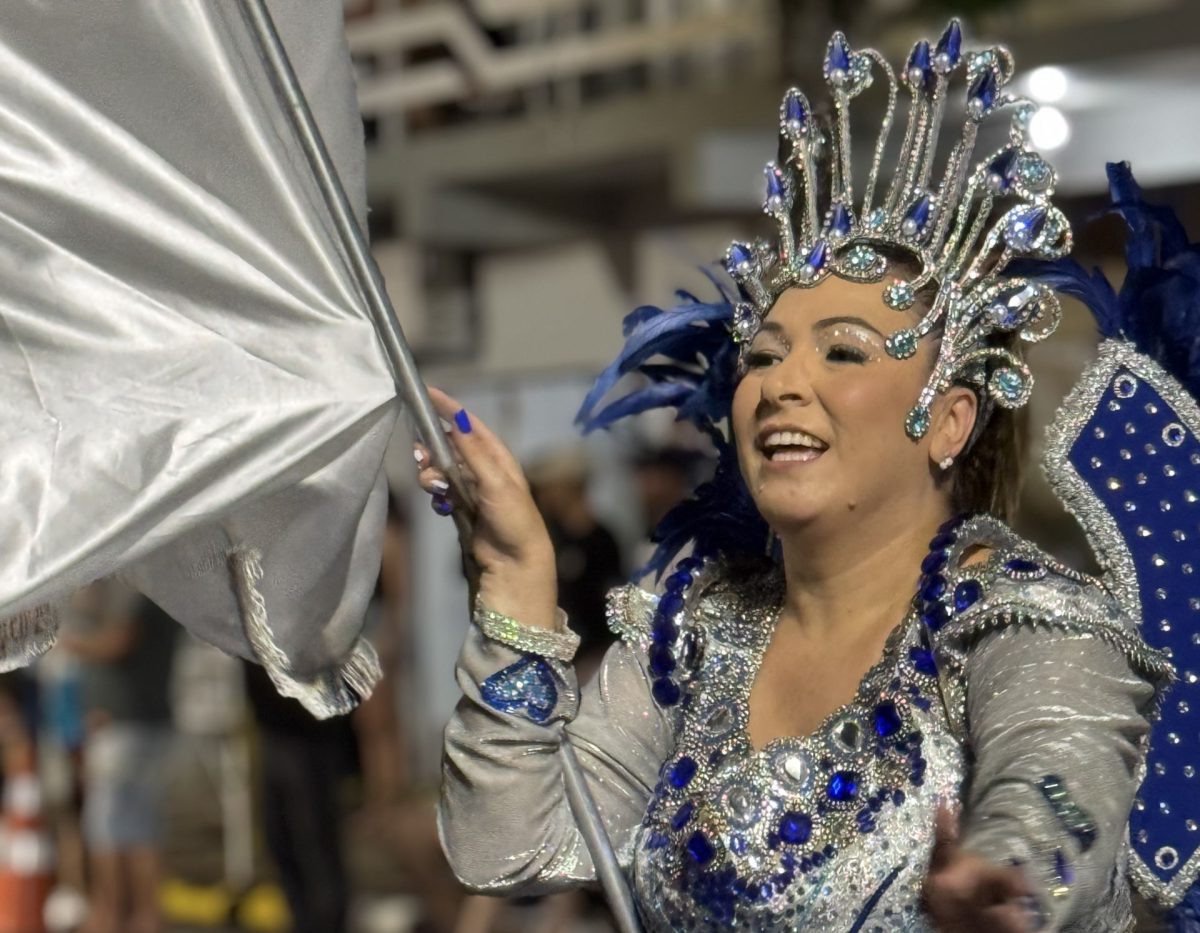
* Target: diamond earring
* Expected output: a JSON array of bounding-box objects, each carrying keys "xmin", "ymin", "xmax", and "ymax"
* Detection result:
[{"xmin": 939, "ymin": 456, "xmax": 954, "ymax": 470}]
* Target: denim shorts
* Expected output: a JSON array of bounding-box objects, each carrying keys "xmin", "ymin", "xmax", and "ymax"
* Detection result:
[{"xmin": 82, "ymin": 723, "xmax": 172, "ymax": 849}]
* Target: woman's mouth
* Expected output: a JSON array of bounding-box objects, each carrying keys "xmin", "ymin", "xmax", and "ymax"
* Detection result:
[{"xmin": 760, "ymin": 429, "xmax": 828, "ymax": 464}]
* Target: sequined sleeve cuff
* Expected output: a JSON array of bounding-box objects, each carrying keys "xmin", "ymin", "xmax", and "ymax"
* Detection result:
[{"xmin": 474, "ymin": 597, "xmax": 580, "ymax": 663}]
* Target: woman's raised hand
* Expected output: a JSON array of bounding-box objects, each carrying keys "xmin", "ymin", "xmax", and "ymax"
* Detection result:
[
  {"xmin": 923, "ymin": 806, "xmax": 1041, "ymax": 932},
  {"xmin": 415, "ymin": 387, "xmax": 559, "ymax": 631}
]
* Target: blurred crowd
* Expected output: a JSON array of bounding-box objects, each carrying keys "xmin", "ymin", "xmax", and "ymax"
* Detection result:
[{"xmin": 0, "ymin": 443, "xmax": 703, "ymax": 933}]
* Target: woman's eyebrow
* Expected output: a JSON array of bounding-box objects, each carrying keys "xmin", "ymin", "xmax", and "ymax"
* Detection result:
[{"xmin": 814, "ymin": 315, "xmax": 885, "ymax": 338}]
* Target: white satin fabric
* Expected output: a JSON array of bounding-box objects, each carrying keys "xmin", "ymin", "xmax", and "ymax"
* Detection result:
[{"xmin": 0, "ymin": 1, "xmax": 398, "ymax": 713}]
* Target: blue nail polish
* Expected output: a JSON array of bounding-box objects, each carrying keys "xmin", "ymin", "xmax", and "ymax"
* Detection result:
[
  {"xmin": 454, "ymin": 409, "xmax": 472, "ymax": 434},
  {"xmin": 432, "ymin": 494, "xmax": 454, "ymax": 516}
]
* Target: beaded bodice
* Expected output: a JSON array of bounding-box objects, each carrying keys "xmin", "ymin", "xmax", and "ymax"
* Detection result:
[{"xmin": 630, "ymin": 565, "xmax": 965, "ymax": 931}]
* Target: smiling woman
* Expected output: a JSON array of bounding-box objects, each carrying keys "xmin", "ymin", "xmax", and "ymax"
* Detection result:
[{"xmin": 432, "ymin": 19, "xmax": 1174, "ymax": 933}]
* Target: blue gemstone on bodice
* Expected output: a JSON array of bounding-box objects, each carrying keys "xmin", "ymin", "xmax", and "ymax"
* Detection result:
[
  {"xmin": 671, "ymin": 800, "xmax": 695, "ymax": 831},
  {"xmin": 778, "ymin": 812, "xmax": 813, "ymax": 845},
  {"xmin": 648, "ymin": 642, "xmax": 677, "ymax": 677},
  {"xmin": 668, "ymin": 755, "xmax": 698, "ymax": 788},
  {"xmin": 652, "ymin": 678, "xmax": 681, "ymax": 706},
  {"xmin": 872, "ymin": 701, "xmax": 903, "ymax": 738},
  {"xmin": 921, "ymin": 550, "xmax": 947, "ymax": 575},
  {"xmin": 907, "ymin": 40, "xmax": 933, "ymax": 89},
  {"xmin": 659, "ymin": 592, "xmax": 685, "ymax": 618},
  {"xmin": 953, "ymin": 579, "xmax": 982, "ymax": 613},
  {"xmin": 686, "ymin": 831, "xmax": 716, "ymax": 865},
  {"xmin": 920, "ymin": 574, "xmax": 946, "ymax": 602},
  {"xmin": 929, "ymin": 531, "xmax": 956, "ymax": 551},
  {"xmin": 1004, "ymin": 558, "xmax": 1042, "ymax": 575},
  {"xmin": 827, "ymin": 771, "xmax": 860, "ymax": 802},
  {"xmin": 910, "ymin": 646, "xmax": 938, "ymax": 676},
  {"xmin": 665, "ymin": 570, "xmax": 694, "ymax": 592},
  {"xmin": 920, "ymin": 602, "xmax": 948, "ymax": 631}
]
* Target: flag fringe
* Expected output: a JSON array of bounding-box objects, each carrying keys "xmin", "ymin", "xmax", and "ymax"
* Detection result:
[
  {"xmin": 227, "ymin": 546, "xmax": 380, "ymax": 719},
  {"xmin": 0, "ymin": 603, "xmax": 60, "ymax": 672}
]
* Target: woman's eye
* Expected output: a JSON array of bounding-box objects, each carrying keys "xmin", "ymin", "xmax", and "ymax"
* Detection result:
[
  {"xmin": 826, "ymin": 344, "xmax": 869, "ymax": 364},
  {"xmin": 745, "ymin": 350, "xmax": 781, "ymax": 369}
]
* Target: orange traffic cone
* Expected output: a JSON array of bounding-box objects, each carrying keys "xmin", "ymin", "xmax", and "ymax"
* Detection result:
[{"xmin": 0, "ymin": 744, "xmax": 52, "ymax": 933}]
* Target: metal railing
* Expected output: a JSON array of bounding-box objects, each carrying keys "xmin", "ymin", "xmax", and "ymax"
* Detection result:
[{"xmin": 346, "ymin": 0, "xmax": 775, "ymax": 122}]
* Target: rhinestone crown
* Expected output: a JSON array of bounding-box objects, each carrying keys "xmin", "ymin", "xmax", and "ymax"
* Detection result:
[{"xmin": 725, "ymin": 20, "xmax": 1071, "ymax": 439}]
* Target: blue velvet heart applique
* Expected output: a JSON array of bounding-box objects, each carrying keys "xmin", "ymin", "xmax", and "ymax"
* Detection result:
[{"xmin": 480, "ymin": 655, "xmax": 559, "ymax": 723}]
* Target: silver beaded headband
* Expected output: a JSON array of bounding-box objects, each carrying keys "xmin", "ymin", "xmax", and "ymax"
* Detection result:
[{"xmin": 724, "ymin": 20, "xmax": 1071, "ymax": 439}]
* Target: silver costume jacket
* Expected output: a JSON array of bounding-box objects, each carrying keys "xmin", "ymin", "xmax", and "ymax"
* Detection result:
[{"xmin": 440, "ymin": 516, "xmax": 1171, "ymax": 930}]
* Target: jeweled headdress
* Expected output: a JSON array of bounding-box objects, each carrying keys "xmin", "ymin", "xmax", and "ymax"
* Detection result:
[{"xmin": 725, "ymin": 20, "xmax": 1072, "ymax": 439}]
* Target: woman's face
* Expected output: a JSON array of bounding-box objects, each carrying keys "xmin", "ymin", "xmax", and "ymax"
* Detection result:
[{"xmin": 732, "ymin": 276, "xmax": 950, "ymax": 532}]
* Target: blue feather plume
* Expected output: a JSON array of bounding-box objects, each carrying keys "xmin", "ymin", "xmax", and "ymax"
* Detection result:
[
  {"xmin": 575, "ymin": 282, "xmax": 768, "ymax": 579},
  {"xmin": 1013, "ymin": 162, "xmax": 1200, "ymax": 399}
]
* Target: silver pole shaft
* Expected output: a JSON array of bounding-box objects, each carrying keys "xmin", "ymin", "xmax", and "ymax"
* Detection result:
[
  {"xmin": 240, "ymin": 6, "xmax": 640, "ymax": 929},
  {"xmin": 240, "ymin": 0, "xmax": 472, "ymax": 533},
  {"xmin": 559, "ymin": 742, "xmax": 643, "ymax": 933}
]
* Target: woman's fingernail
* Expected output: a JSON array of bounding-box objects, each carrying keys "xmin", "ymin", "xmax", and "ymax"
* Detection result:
[
  {"xmin": 454, "ymin": 409, "xmax": 472, "ymax": 434},
  {"xmin": 430, "ymin": 479, "xmax": 450, "ymax": 493},
  {"xmin": 413, "ymin": 448, "xmax": 425, "ymax": 464},
  {"xmin": 432, "ymin": 494, "xmax": 453, "ymax": 516}
]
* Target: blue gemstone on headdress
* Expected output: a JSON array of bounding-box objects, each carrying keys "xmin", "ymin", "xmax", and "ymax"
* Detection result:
[
  {"xmin": 726, "ymin": 242, "xmax": 754, "ymax": 274},
  {"xmin": 1005, "ymin": 206, "xmax": 1048, "ymax": 250},
  {"xmin": 804, "ymin": 240, "xmax": 829, "ymax": 273},
  {"xmin": 988, "ymin": 283, "xmax": 1039, "ymax": 329},
  {"xmin": 686, "ymin": 831, "xmax": 716, "ymax": 865},
  {"xmin": 1054, "ymin": 848, "xmax": 1075, "ymax": 885},
  {"xmin": 992, "ymin": 367, "xmax": 1027, "ymax": 403},
  {"xmin": 906, "ymin": 406, "xmax": 931, "ymax": 438},
  {"xmin": 827, "ymin": 33, "xmax": 851, "ymax": 75},
  {"xmin": 872, "ymin": 701, "xmax": 903, "ymax": 738},
  {"xmin": 828, "ymin": 202, "xmax": 852, "ymax": 239},
  {"xmin": 902, "ymin": 195, "xmax": 932, "ymax": 238},
  {"xmin": 778, "ymin": 812, "xmax": 812, "ymax": 845},
  {"xmin": 652, "ymin": 677, "xmax": 681, "ymax": 706},
  {"xmin": 651, "ymin": 617, "xmax": 678, "ymax": 644},
  {"xmin": 827, "ymin": 771, "xmax": 860, "ymax": 802},
  {"xmin": 906, "ymin": 40, "xmax": 933, "ymax": 90},
  {"xmin": 765, "ymin": 166, "xmax": 787, "ymax": 208},
  {"xmin": 953, "ymin": 579, "xmax": 982, "ymax": 613},
  {"xmin": 645, "ymin": 831, "xmax": 669, "ymax": 850},
  {"xmin": 1004, "ymin": 558, "xmax": 1043, "ymax": 576},
  {"xmin": 909, "ymin": 646, "xmax": 938, "ymax": 676},
  {"xmin": 784, "ymin": 90, "xmax": 808, "ymax": 131},
  {"xmin": 968, "ymin": 68, "xmax": 998, "ymax": 116},
  {"xmin": 671, "ymin": 800, "xmax": 695, "ymax": 831},
  {"xmin": 935, "ymin": 20, "xmax": 962, "ymax": 71},
  {"xmin": 648, "ymin": 642, "xmax": 677, "ymax": 677},
  {"xmin": 668, "ymin": 756, "xmax": 698, "ymax": 788},
  {"xmin": 986, "ymin": 149, "xmax": 1019, "ymax": 192}
]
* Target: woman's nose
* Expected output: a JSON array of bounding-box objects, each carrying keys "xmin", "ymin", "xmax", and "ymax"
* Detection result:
[{"xmin": 760, "ymin": 351, "xmax": 813, "ymax": 407}]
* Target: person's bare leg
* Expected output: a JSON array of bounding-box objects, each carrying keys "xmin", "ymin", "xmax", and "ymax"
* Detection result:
[
  {"xmin": 126, "ymin": 847, "xmax": 163, "ymax": 933},
  {"xmin": 453, "ymin": 894, "xmax": 505, "ymax": 933},
  {"xmin": 79, "ymin": 850, "xmax": 123, "ymax": 933}
]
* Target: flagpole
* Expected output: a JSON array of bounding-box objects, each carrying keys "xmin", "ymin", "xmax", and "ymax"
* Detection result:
[{"xmin": 239, "ymin": 5, "xmax": 642, "ymax": 931}]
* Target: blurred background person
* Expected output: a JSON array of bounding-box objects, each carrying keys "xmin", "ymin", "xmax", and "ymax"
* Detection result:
[{"xmin": 59, "ymin": 581, "xmax": 177, "ymax": 933}]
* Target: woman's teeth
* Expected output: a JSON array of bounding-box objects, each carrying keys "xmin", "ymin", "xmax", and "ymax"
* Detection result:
[{"xmin": 762, "ymin": 430, "xmax": 827, "ymax": 461}]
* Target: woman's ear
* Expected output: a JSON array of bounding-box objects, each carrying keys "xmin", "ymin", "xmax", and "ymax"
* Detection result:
[{"xmin": 930, "ymin": 386, "xmax": 978, "ymax": 466}]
